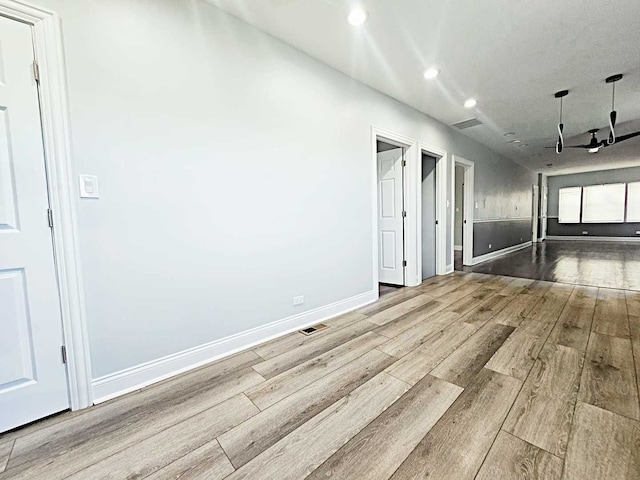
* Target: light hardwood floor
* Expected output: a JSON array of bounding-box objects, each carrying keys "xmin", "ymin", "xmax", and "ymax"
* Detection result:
[{"xmin": 1, "ymin": 272, "xmax": 640, "ymax": 479}]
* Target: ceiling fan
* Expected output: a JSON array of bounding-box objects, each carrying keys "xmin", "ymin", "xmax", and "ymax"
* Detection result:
[
  {"xmin": 561, "ymin": 128, "xmax": 640, "ymax": 154},
  {"xmin": 550, "ymin": 73, "xmax": 640, "ymax": 154}
]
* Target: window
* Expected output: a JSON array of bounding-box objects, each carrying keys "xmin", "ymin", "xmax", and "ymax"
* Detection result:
[
  {"xmin": 582, "ymin": 183, "xmax": 626, "ymax": 223},
  {"xmin": 628, "ymin": 182, "xmax": 640, "ymax": 222},
  {"xmin": 558, "ymin": 187, "xmax": 581, "ymax": 223}
]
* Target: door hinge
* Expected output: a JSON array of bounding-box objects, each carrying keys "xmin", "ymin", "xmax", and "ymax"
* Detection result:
[
  {"xmin": 32, "ymin": 60, "xmax": 40, "ymax": 83},
  {"xmin": 61, "ymin": 345, "xmax": 67, "ymax": 364},
  {"xmin": 402, "ymin": 160, "xmax": 406, "ymax": 167},
  {"xmin": 47, "ymin": 208, "xmax": 54, "ymax": 228},
  {"xmin": 435, "ymin": 220, "xmax": 439, "ymax": 225},
  {"xmin": 402, "ymin": 211, "xmax": 407, "ymax": 218},
  {"xmin": 403, "ymin": 260, "xmax": 407, "ymax": 267}
]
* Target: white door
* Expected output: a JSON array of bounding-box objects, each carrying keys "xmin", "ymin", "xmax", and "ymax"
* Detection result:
[
  {"xmin": 0, "ymin": 16, "xmax": 69, "ymax": 433},
  {"xmin": 532, "ymin": 185, "xmax": 539, "ymax": 243},
  {"xmin": 541, "ymin": 186, "xmax": 548, "ymax": 241},
  {"xmin": 377, "ymin": 148, "xmax": 404, "ymax": 285}
]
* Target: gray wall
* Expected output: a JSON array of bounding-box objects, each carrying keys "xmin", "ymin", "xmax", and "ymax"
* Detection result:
[
  {"xmin": 474, "ymin": 220, "xmax": 532, "ymax": 255},
  {"xmin": 454, "ymin": 166, "xmax": 464, "ymax": 247},
  {"xmin": 547, "ymin": 166, "xmax": 640, "ymax": 238},
  {"xmin": 377, "ymin": 140, "xmax": 398, "ymax": 152},
  {"xmin": 472, "ymin": 159, "xmax": 535, "ymax": 257},
  {"xmin": 422, "ymin": 155, "xmax": 437, "ymax": 279},
  {"xmin": 34, "ymin": 0, "xmax": 536, "ymax": 380}
]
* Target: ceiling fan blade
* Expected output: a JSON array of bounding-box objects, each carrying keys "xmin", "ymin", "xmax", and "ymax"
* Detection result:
[
  {"xmin": 609, "ymin": 111, "xmax": 617, "ymax": 144},
  {"xmin": 613, "ymin": 130, "xmax": 640, "ymax": 143}
]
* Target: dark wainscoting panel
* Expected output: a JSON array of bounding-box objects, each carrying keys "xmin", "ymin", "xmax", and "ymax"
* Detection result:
[
  {"xmin": 547, "ymin": 218, "xmax": 640, "ymax": 238},
  {"xmin": 473, "ymin": 218, "xmax": 532, "ymax": 257}
]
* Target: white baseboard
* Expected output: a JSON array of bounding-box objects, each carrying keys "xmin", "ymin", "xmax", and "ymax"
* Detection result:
[
  {"xmin": 472, "ymin": 241, "xmax": 532, "ymax": 266},
  {"xmin": 92, "ymin": 290, "xmax": 377, "ymax": 404},
  {"xmin": 453, "ymin": 245, "xmax": 463, "ymax": 251},
  {"xmin": 547, "ymin": 235, "xmax": 640, "ymax": 243}
]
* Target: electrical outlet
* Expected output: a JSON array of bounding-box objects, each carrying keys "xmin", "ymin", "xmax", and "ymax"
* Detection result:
[
  {"xmin": 636, "ymin": 231, "xmax": 640, "ymax": 235},
  {"xmin": 293, "ymin": 295, "xmax": 304, "ymax": 306},
  {"xmin": 582, "ymin": 231, "xmax": 588, "ymax": 235}
]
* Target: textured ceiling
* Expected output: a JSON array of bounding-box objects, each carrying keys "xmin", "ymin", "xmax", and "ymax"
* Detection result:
[{"xmin": 208, "ymin": 0, "xmax": 640, "ymax": 175}]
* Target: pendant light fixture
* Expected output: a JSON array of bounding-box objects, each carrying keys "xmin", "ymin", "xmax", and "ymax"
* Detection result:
[
  {"xmin": 554, "ymin": 90, "xmax": 569, "ymax": 154},
  {"xmin": 606, "ymin": 74, "xmax": 622, "ymax": 145}
]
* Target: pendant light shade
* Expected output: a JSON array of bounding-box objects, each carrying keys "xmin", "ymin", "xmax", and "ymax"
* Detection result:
[
  {"xmin": 606, "ymin": 74, "xmax": 623, "ymax": 145},
  {"xmin": 554, "ymin": 90, "xmax": 569, "ymax": 154}
]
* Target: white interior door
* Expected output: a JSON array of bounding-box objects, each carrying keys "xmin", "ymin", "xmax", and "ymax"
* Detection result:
[
  {"xmin": 0, "ymin": 16, "xmax": 69, "ymax": 432},
  {"xmin": 532, "ymin": 184, "xmax": 540, "ymax": 243},
  {"xmin": 377, "ymin": 148, "xmax": 404, "ymax": 285}
]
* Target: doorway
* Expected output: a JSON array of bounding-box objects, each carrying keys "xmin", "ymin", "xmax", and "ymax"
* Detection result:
[
  {"xmin": 421, "ymin": 153, "xmax": 437, "ymax": 279},
  {"xmin": 540, "ymin": 184, "xmax": 548, "ymax": 241},
  {"xmin": 454, "ymin": 165, "xmax": 465, "ymax": 270},
  {"xmin": 452, "ymin": 156, "xmax": 474, "ymax": 270},
  {"xmin": 376, "ymin": 139, "xmax": 406, "ymax": 288},
  {"xmin": 532, "ymin": 184, "xmax": 540, "ymax": 243},
  {"xmin": 0, "ymin": 14, "xmax": 70, "ymax": 432}
]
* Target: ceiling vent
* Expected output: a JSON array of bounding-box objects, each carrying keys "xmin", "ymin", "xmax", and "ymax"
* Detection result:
[{"xmin": 452, "ymin": 118, "xmax": 483, "ymax": 129}]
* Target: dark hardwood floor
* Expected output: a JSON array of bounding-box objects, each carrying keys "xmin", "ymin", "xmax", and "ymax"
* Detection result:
[{"xmin": 458, "ymin": 240, "xmax": 640, "ymax": 291}]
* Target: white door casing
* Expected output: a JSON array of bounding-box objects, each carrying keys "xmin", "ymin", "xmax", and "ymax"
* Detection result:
[
  {"xmin": 532, "ymin": 184, "xmax": 540, "ymax": 243},
  {"xmin": 541, "ymin": 185, "xmax": 548, "ymax": 241},
  {"xmin": 377, "ymin": 148, "xmax": 404, "ymax": 285},
  {"xmin": 0, "ymin": 15, "xmax": 69, "ymax": 432},
  {"xmin": 452, "ymin": 156, "xmax": 474, "ymax": 267}
]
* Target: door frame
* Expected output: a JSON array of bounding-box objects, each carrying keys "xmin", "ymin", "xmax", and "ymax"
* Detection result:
[
  {"xmin": 418, "ymin": 143, "xmax": 448, "ymax": 278},
  {"xmin": 451, "ymin": 156, "xmax": 474, "ymax": 267},
  {"xmin": 540, "ymin": 176, "xmax": 548, "ymax": 241},
  {"xmin": 371, "ymin": 126, "xmax": 449, "ymax": 291},
  {"xmin": 372, "ymin": 127, "xmax": 414, "ymax": 289},
  {"xmin": 532, "ymin": 184, "xmax": 540, "ymax": 243},
  {"xmin": 0, "ymin": 0, "xmax": 92, "ymax": 410}
]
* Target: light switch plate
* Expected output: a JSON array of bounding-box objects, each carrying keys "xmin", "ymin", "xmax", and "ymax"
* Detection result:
[{"xmin": 78, "ymin": 175, "xmax": 99, "ymax": 198}]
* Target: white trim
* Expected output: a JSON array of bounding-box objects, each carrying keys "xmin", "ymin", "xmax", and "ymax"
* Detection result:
[
  {"xmin": 434, "ymin": 147, "xmax": 449, "ymax": 275},
  {"xmin": 418, "ymin": 142, "xmax": 448, "ymax": 278},
  {"xmin": 372, "ymin": 126, "xmax": 419, "ymax": 287},
  {"xmin": 473, "ymin": 217, "xmax": 533, "ymax": 223},
  {"xmin": 540, "ymin": 176, "xmax": 548, "ymax": 241},
  {"xmin": 532, "ymin": 184, "xmax": 539, "ymax": 243},
  {"xmin": 454, "ymin": 245, "xmax": 462, "ymax": 251},
  {"xmin": 546, "ymin": 236, "xmax": 640, "ymax": 243},
  {"xmin": 0, "ymin": 1, "xmax": 92, "ymax": 409},
  {"xmin": 92, "ymin": 289, "xmax": 376, "ymax": 403},
  {"xmin": 472, "ymin": 241, "xmax": 532, "ymax": 265},
  {"xmin": 452, "ymin": 156, "xmax": 475, "ymax": 267}
]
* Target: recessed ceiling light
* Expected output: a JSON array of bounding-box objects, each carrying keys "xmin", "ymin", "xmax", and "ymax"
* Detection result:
[
  {"xmin": 348, "ymin": 8, "xmax": 367, "ymax": 26},
  {"xmin": 509, "ymin": 139, "xmax": 521, "ymax": 143},
  {"xmin": 464, "ymin": 98, "xmax": 477, "ymax": 108},
  {"xmin": 423, "ymin": 68, "xmax": 439, "ymax": 80},
  {"xmin": 503, "ymin": 132, "xmax": 516, "ymax": 137}
]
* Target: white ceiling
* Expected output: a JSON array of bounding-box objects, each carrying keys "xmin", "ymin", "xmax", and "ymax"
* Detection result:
[{"xmin": 208, "ymin": 0, "xmax": 640, "ymax": 175}]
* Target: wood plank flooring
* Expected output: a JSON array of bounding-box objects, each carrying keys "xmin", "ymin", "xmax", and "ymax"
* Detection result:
[{"xmin": 1, "ymin": 272, "xmax": 639, "ymax": 479}]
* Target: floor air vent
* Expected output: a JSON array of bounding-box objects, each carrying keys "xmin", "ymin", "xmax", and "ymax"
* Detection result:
[
  {"xmin": 452, "ymin": 118, "xmax": 482, "ymax": 129},
  {"xmin": 299, "ymin": 323, "xmax": 329, "ymax": 336}
]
